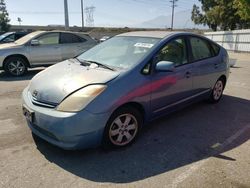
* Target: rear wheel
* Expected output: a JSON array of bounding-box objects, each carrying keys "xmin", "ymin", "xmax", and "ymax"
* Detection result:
[
  {"xmin": 103, "ymin": 106, "xmax": 142, "ymax": 148},
  {"xmin": 209, "ymin": 78, "xmax": 225, "ymax": 103},
  {"xmin": 4, "ymin": 56, "xmax": 28, "ymax": 76}
]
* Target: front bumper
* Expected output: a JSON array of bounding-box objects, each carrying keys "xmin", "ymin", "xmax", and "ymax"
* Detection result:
[{"xmin": 22, "ymin": 87, "xmax": 110, "ymax": 150}]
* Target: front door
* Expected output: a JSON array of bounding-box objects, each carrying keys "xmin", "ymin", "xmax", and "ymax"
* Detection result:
[
  {"xmin": 151, "ymin": 37, "xmax": 193, "ymax": 115},
  {"xmin": 28, "ymin": 32, "xmax": 61, "ymax": 65}
]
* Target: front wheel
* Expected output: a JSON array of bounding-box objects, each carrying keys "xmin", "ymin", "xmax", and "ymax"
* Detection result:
[
  {"xmin": 209, "ymin": 78, "xmax": 225, "ymax": 103},
  {"xmin": 4, "ymin": 57, "xmax": 28, "ymax": 76},
  {"xmin": 103, "ymin": 106, "xmax": 142, "ymax": 148}
]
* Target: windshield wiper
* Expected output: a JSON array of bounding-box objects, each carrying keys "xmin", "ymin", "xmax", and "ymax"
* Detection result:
[
  {"xmin": 74, "ymin": 57, "xmax": 89, "ymax": 66},
  {"xmin": 81, "ymin": 59, "xmax": 115, "ymax": 71}
]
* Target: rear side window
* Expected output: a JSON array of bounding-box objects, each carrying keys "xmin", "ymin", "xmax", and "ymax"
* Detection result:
[
  {"xmin": 60, "ymin": 33, "xmax": 86, "ymax": 44},
  {"xmin": 211, "ymin": 43, "xmax": 220, "ymax": 56},
  {"xmin": 190, "ymin": 37, "xmax": 213, "ymax": 61}
]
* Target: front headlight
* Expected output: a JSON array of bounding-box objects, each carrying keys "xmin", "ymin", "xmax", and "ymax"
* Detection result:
[{"xmin": 57, "ymin": 85, "xmax": 106, "ymax": 112}]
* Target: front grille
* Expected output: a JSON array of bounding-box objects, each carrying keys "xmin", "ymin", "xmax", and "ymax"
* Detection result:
[
  {"xmin": 32, "ymin": 97, "xmax": 57, "ymax": 108},
  {"xmin": 28, "ymin": 91, "xmax": 57, "ymax": 108}
]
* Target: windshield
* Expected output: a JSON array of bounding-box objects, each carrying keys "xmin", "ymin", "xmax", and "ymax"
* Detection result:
[
  {"xmin": 78, "ymin": 36, "xmax": 160, "ymax": 69},
  {"xmin": 15, "ymin": 31, "xmax": 44, "ymax": 45}
]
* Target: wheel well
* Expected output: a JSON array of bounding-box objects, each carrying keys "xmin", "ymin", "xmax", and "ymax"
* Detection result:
[
  {"xmin": 3, "ymin": 54, "xmax": 30, "ymax": 68},
  {"xmin": 219, "ymin": 75, "xmax": 227, "ymax": 87},
  {"xmin": 114, "ymin": 102, "xmax": 145, "ymax": 120}
]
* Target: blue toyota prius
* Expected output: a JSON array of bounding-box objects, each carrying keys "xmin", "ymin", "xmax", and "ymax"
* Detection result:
[{"xmin": 22, "ymin": 31, "xmax": 230, "ymax": 150}]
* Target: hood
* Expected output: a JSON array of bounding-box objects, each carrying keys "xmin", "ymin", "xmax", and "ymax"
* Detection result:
[
  {"xmin": 0, "ymin": 42, "xmax": 21, "ymax": 50},
  {"xmin": 28, "ymin": 59, "xmax": 120, "ymax": 104}
]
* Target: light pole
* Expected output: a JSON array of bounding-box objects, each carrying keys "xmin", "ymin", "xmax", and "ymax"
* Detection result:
[
  {"xmin": 81, "ymin": 0, "xmax": 84, "ymax": 29},
  {"xmin": 64, "ymin": 0, "xmax": 69, "ymax": 30},
  {"xmin": 170, "ymin": 0, "xmax": 178, "ymax": 30}
]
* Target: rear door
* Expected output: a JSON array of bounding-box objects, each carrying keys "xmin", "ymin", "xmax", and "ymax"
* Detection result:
[
  {"xmin": 188, "ymin": 36, "xmax": 222, "ymax": 93},
  {"xmin": 76, "ymin": 34, "xmax": 97, "ymax": 53},
  {"xmin": 28, "ymin": 32, "xmax": 61, "ymax": 65},
  {"xmin": 60, "ymin": 33, "xmax": 96, "ymax": 60}
]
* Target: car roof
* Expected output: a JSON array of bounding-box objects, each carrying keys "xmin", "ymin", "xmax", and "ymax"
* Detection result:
[
  {"xmin": 117, "ymin": 31, "xmax": 181, "ymax": 39},
  {"xmin": 30, "ymin": 31, "xmax": 47, "ymax": 35},
  {"xmin": 28, "ymin": 30, "xmax": 90, "ymax": 36},
  {"xmin": 2, "ymin": 32, "xmax": 14, "ymax": 35},
  {"xmin": 50, "ymin": 30, "xmax": 90, "ymax": 35}
]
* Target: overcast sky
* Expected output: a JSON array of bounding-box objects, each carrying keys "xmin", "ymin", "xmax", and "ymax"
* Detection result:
[{"xmin": 5, "ymin": 0, "xmax": 199, "ymax": 28}]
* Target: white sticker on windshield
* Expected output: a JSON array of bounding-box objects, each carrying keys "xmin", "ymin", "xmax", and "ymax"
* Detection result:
[{"xmin": 134, "ymin": 43, "xmax": 154, "ymax": 48}]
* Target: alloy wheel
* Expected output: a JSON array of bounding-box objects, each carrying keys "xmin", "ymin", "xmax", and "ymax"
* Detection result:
[
  {"xmin": 109, "ymin": 113, "xmax": 138, "ymax": 146},
  {"xmin": 7, "ymin": 60, "xmax": 26, "ymax": 76},
  {"xmin": 213, "ymin": 80, "xmax": 224, "ymax": 100}
]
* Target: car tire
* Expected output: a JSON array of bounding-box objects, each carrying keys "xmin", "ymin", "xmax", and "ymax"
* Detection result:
[
  {"xmin": 209, "ymin": 78, "xmax": 225, "ymax": 103},
  {"xmin": 4, "ymin": 56, "xmax": 28, "ymax": 76},
  {"xmin": 103, "ymin": 106, "xmax": 143, "ymax": 149}
]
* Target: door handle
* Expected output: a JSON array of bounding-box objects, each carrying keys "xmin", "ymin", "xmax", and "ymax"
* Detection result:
[
  {"xmin": 214, "ymin": 63, "xmax": 219, "ymax": 69},
  {"xmin": 185, "ymin": 71, "xmax": 191, "ymax": 78}
]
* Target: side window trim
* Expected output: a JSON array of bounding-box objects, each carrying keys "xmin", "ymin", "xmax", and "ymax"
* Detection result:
[{"xmin": 59, "ymin": 32, "xmax": 63, "ymax": 44}]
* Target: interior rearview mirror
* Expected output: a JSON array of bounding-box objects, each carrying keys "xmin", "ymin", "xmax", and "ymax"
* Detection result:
[
  {"xmin": 30, "ymin": 39, "xmax": 40, "ymax": 46},
  {"xmin": 155, "ymin": 61, "xmax": 175, "ymax": 72}
]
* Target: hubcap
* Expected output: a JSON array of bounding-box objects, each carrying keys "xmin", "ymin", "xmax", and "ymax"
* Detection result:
[
  {"xmin": 109, "ymin": 114, "xmax": 138, "ymax": 146},
  {"xmin": 213, "ymin": 80, "xmax": 223, "ymax": 100},
  {"xmin": 8, "ymin": 60, "xmax": 25, "ymax": 76}
]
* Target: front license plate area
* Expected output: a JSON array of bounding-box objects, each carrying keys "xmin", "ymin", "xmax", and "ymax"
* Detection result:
[{"xmin": 23, "ymin": 105, "xmax": 34, "ymax": 123}]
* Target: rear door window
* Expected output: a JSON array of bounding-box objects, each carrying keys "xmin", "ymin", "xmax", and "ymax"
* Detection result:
[
  {"xmin": 189, "ymin": 37, "xmax": 213, "ymax": 61},
  {"xmin": 60, "ymin": 33, "xmax": 86, "ymax": 44}
]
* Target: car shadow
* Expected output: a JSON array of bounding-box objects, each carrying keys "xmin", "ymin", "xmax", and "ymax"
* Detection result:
[
  {"xmin": 33, "ymin": 95, "xmax": 250, "ymax": 183},
  {"xmin": 0, "ymin": 68, "xmax": 44, "ymax": 81}
]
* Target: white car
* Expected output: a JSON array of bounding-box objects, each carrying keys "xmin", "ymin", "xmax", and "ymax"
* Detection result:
[{"xmin": 0, "ymin": 30, "xmax": 97, "ymax": 76}]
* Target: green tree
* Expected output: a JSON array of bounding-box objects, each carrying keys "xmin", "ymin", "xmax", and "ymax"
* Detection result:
[
  {"xmin": 233, "ymin": 0, "xmax": 250, "ymax": 28},
  {"xmin": 0, "ymin": 0, "xmax": 10, "ymax": 32},
  {"xmin": 191, "ymin": 0, "xmax": 249, "ymax": 31}
]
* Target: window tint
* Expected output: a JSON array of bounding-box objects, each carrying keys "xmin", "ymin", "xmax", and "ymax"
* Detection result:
[
  {"xmin": 37, "ymin": 33, "xmax": 59, "ymax": 45},
  {"xmin": 156, "ymin": 38, "xmax": 187, "ymax": 66},
  {"xmin": 190, "ymin": 37, "xmax": 212, "ymax": 61},
  {"xmin": 60, "ymin": 33, "xmax": 85, "ymax": 44},
  {"xmin": 15, "ymin": 33, "xmax": 25, "ymax": 40},
  {"xmin": 211, "ymin": 43, "xmax": 220, "ymax": 55}
]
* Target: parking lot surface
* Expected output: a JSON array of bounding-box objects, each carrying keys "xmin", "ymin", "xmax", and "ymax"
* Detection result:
[{"xmin": 0, "ymin": 53, "xmax": 250, "ymax": 188}]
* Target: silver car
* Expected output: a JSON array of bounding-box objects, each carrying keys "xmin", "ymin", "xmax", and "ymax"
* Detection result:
[{"xmin": 0, "ymin": 31, "xmax": 97, "ymax": 76}]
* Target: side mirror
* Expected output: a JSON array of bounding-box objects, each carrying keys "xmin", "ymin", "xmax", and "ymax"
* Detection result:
[
  {"xmin": 155, "ymin": 61, "xmax": 175, "ymax": 72},
  {"xmin": 30, "ymin": 39, "xmax": 40, "ymax": 46}
]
